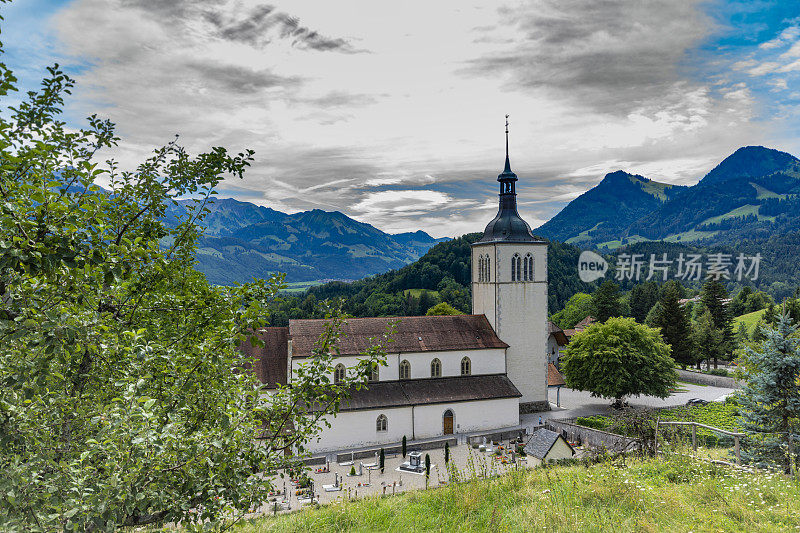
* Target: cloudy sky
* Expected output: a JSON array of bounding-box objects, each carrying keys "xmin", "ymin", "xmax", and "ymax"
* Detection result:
[{"xmin": 4, "ymin": 0, "xmax": 800, "ymax": 237}]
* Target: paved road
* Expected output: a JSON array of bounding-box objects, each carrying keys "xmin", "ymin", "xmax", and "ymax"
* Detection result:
[{"xmin": 520, "ymin": 382, "xmax": 735, "ymax": 427}]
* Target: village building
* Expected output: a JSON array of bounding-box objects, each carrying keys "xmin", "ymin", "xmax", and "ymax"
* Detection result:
[
  {"xmin": 241, "ymin": 123, "xmax": 555, "ymax": 453},
  {"xmin": 523, "ymin": 428, "xmax": 575, "ymax": 466}
]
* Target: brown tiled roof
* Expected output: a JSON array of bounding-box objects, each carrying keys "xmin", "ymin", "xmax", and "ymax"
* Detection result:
[
  {"xmin": 547, "ymin": 363, "xmax": 566, "ymax": 387},
  {"xmin": 574, "ymin": 316, "xmax": 596, "ymax": 330},
  {"xmin": 311, "ymin": 374, "xmax": 522, "ymax": 412},
  {"xmin": 548, "ymin": 321, "xmax": 569, "ymax": 346},
  {"xmin": 289, "ymin": 315, "xmax": 508, "ymax": 358},
  {"xmin": 238, "ymin": 327, "xmax": 289, "ymax": 389},
  {"xmin": 564, "ymin": 316, "xmax": 597, "ymax": 339}
]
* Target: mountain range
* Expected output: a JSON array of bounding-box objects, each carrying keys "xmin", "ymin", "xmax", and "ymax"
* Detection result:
[
  {"xmin": 164, "ymin": 198, "xmax": 448, "ymax": 285},
  {"xmin": 536, "ymin": 146, "xmax": 800, "ymax": 250},
  {"xmin": 175, "ymin": 145, "xmax": 800, "ymax": 289}
]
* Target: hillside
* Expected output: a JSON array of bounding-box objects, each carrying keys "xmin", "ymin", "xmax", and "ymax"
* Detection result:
[
  {"xmin": 304, "ymin": 233, "xmax": 596, "ymax": 317},
  {"xmin": 165, "ymin": 198, "xmax": 448, "ymax": 285},
  {"xmin": 536, "ymin": 146, "xmax": 800, "ymax": 250},
  {"xmin": 535, "ymin": 171, "xmax": 686, "ymax": 245},
  {"xmin": 238, "ymin": 456, "xmax": 800, "ymax": 532}
]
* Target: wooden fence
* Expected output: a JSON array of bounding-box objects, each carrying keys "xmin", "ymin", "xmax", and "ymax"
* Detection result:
[{"xmin": 655, "ymin": 419, "xmax": 745, "ymax": 465}]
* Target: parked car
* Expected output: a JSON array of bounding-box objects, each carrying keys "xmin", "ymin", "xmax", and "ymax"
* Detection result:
[{"xmin": 685, "ymin": 398, "xmax": 709, "ymax": 407}]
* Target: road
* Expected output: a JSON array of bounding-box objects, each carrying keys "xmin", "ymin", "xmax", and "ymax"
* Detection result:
[{"xmin": 521, "ymin": 382, "xmax": 735, "ymax": 426}]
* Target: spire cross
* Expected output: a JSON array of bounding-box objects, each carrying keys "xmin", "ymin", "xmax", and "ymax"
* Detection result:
[{"xmin": 504, "ymin": 114, "xmax": 509, "ymax": 159}]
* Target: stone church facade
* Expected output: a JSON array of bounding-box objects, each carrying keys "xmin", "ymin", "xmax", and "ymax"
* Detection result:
[{"xmin": 241, "ymin": 129, "xmax": 550, "ymax": 453}]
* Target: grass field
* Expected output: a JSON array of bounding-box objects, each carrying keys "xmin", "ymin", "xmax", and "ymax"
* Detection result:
[
  {"xmin": 734, "ymin": 309, "xmax": 767, "ymax": 336},
  {"xmin": 235, "ymin": 454, "xmax": 800, "ymax": 532},
  {"xmin": 403, "ymin": 289, "xmax": 440, "ymax": 298},
  {"xmin": 280, "ymin": 281, "xmax": 324, "ymax": 294}
]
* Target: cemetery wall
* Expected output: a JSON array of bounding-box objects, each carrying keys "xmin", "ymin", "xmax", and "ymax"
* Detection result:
[
  {"xmin": 545, "ymin": 418, "xmax": 637, "ymax": 453},
  {"xmin": 676, "ymin": 369, "xmax": 742, "ymax": 389}
]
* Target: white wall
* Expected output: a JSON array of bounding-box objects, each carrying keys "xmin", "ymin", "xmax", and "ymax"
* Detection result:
[
  {"xmin": 291, "ymin": 348, "xmax": 506, "ymax": 383},
  {"xmin": 472, "ymin": 241, "xmax": 549, "ymax": 407},
  {"xmin": 412, "ymin": 397, "xmax": 520, "ymax": 439},
  {"xmin": 398, "ymin": 348, "xmax": 505, "ymax": 379},
  {"xmin": 309, "ymin": 406, "xmax": 414, "ymax": 453},
  {"xmin": 305, "ymin": 397, "xmax": 521, "ymax": 453},
  {"xmin": 547, "ymin": 335, "xmax": 563, "ymax": 367}
]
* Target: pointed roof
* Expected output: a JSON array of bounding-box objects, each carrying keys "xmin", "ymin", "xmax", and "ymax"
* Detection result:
[
  {"xmin": 524, "ymin": 428, "xmax": 574, "ymax": 460},
  {"xmin": 475, "ymin": 116, "xmax": 542, "ymax": 245}
]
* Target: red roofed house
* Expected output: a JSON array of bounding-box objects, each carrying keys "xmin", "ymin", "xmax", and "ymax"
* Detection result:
[{"xmin": 240, "ymin": 128, "xmax": 551, "ymax": 453}]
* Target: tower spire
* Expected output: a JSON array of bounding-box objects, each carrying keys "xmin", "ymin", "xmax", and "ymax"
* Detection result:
[
  {"xmin": 475, "ymin": 114, "xmax": 538, "ymax": 244},
  {"xmin": 497, "ymin": 114, "xmax": 517, "ymax": 185},
  {"xmin": 504, "ymin": 114, "xmax": 511, "ymax": 173}
]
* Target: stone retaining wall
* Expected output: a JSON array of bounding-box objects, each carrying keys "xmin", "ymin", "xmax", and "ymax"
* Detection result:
[
  {"xmin": 677, "ymin": 369, "xmax": 742, "ymax": 389},
  {"xmin": 545, "ymin": 419, "xmax": 637, "ymax": 453},
  {"xmin": 467, "ymin": 428, "xmax": 527, "ymax": 445},
  {"xmin": 334, "ymin": 437, "xmax": 457, "ymax": 463}
]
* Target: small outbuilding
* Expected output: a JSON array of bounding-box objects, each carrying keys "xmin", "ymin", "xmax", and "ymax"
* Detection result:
[{"xmin": 524, "ymin": 428, "xmax": 575, "ymax": 466}]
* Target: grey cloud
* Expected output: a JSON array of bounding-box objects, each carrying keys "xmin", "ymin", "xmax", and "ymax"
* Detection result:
[
  {"xmin": 463, "ymin": 0, "xmax": 709, "ymax": 114},
  {"xmin": 186, "ymin": 61, "xmax": 302, "ymax": 94},
  {"xmin": 203, "ymin": 4, "xmax": 360, "ymax": 53}
]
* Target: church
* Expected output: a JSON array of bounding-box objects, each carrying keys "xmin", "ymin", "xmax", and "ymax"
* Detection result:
[{"xmin": 241, "ymin": 124, "xmax": 550, "ymax": 453}]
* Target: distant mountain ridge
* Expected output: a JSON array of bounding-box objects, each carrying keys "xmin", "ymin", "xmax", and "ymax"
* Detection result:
[
  {"xmin": 536, "ymin": 146, "xmax": 800, "ymax": 250},
  {"xmin": 165, "ymin": 198, "xmax": 449, "ymax": 285}
]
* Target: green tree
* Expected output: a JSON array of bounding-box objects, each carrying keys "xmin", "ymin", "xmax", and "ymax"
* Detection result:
[
  {"xmin": 0, "ymin": 54, "xmax": 385, "ymax": 528},
  {"xmin": 644, "ymin": 301, "xmax": 664, "ymax": 328},
  {"xmin": 738, "ymin": 314, "xmax": 800, "ymax": 474},
  {"xmin": 654, "ymin": 281, "xmax": 695, "ymax": 368},
  {"xmin": 551, "ymin": 292, "xmax": 593, "ymax": 329},
  {"xmin": 701, "ymin": 278, "xmax": 735, "ymax": 367},
  {"xmin": 424, "ymin": 453, "xmax": 431, "ymax": 483},
  {"xmin": 592, "ymin": 280, "xmax": 623, "ymax": 323},
  {"xmin": 561, "ymin": 317, "xmax": 677, "ymax": 407},
  {"xmin": 444, "ymin": 442, "xmax": 450, "ymax": 464},
  {"xmin": 692, "ymin": 310, "xmax": 725, "ymax": 370},
  {"xmin": 380, "ymin": 447, "xmax": 386, "ymax": 473},
  {"xmin": 629, "ymin": 281, "xmax": 660, "ymax": 323},
  {"xmin": 426, "ymin": 302, "xmax": 462, "ymax": 316}
]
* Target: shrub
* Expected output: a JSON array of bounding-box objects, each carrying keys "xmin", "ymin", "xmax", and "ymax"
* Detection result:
[
  {"xmin": 708, "ymin": 368, "xmax": 729, "ymax": 377},
  {"xmin": 576, "ymin": 416, "xmax": 611, "ymax": 430}
]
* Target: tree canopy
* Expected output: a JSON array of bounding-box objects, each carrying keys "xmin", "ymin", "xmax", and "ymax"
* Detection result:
[
  {"xmin": 0, "ymin": 43, "xmax": 382, "ymax": 529},
  {"xmin": 738, "ymin": 314, "xmax": 800, "ymax": 473},
  {"xmin": 561, "ymin": 317, "xmax": 677, "ymax": 406}
]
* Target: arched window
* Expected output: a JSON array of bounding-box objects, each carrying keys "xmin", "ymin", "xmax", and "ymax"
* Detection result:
[
  {"xmin": 369, "ymin": 363, "xmax": 379, "ymax": 382},
  {"xmin": 334, "ymin": 364, "xmax": 345, "ymax": 384},
  {"xmin": 376, "ymin": 414, "xmax": 388, "ymax": 432},
  {"xmin": 524, "ymin": 253, "xmax": 534, "ymax": 281},
  {"xmin": 399, "ymin": 359, "xmax": 411, "ymax": 380},
  {"xmin": 486, "ymin": 255, "xmax": 491, "ymax": 281},
  {"xmin": 511, "ymin": 253, "xmax": 522, "ymax": 281},
  {"xmin": 461, "ymin": 356, "xmax": 471, "ymax": 376},
  {"xmin": 430, "ymin": 358, "xmax": 441, "ymax": 378},
  {"xmin": 477, "ymin": 255, "xmax": 484, "ymax": 282}
]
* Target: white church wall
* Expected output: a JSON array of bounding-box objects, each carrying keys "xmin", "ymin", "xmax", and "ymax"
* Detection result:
[
  {"xmin": 308, "ymin": 406, "xmax": 414, "ymax": 454},
  {"xmin": 399, "ymin": 348, "xmax": 505, "ymax": 379},
  {"xmin": 472, "ymin": 241, "xmax": 549, "ymax": 410},
  {"xmin": 472, "ymin": 245, "xmax": 497, "ymax": 330},
  {"xmin": 292, "ymin": 349, "xmax": 505, "ymax": 383},
  {"xmin": 305, "ymin": 397, "xmax": 520, "ymax": 453},
  {"xmin": 413, "ymin": 398, "xmax": 520, "ymax": 439}
]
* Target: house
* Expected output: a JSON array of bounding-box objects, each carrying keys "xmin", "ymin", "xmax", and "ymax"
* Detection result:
[
  {"xmin": 547, "ymin": 321, "xmax": 569, "ymax": 368},
  {"xmin": 524, "ymin": 428, "xmax": 575, "ymax": 466},
  {"xmin": 563, "ymin": 315, "xmax": 596, "ymax": 340},
  {"xmin": 547, "ymin": 363, "xmax": 566, "ymax": 407},
  {"xmin": 240, "ymin": 123, "xmax": 550, "ymax": 453}
]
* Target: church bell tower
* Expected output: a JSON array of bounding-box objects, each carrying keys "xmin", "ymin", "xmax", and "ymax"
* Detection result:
[{"xmin": 472, "ymin": 116, "xmax": 549, "ymax": 412}]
